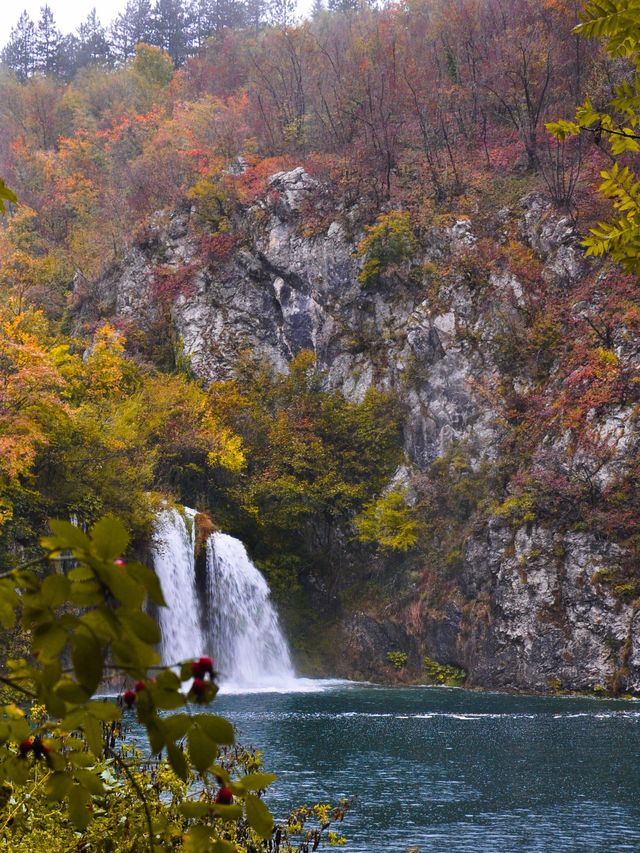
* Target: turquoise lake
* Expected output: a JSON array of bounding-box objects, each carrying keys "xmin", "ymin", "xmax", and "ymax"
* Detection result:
[{"xmin": 208, "ymin": 683, "xmax": 640, "ymax": 852}]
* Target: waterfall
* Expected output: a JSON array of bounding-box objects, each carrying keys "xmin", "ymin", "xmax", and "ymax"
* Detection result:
[
  {"xmin": 150, "ymin": 507, "xmax": 206, "ymax": 665},
  {"xmin": 205, "ymin": 532, "xmax": 296, "ymax": 690},
  {"xmin": 150, "ymin": 507, "xmax": 296, "ymax": 690}
]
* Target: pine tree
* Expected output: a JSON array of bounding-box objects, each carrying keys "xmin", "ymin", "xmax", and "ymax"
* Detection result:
[
  {"xmin": 151, "ymin": 0, "xmax": 191, "ymax": 65},
  {"xmin": 76, "ymin": 9, "xmax": 112, "ymax": 69},
  {"xmin": 34, "ymin": 5, "xmax": 63, "ymax": 75},
  {"xmin": 327, "ymin": 0, "xmax": 359, "ymax": 12},
  {"xmin": 110, "ymin": 0, "xmax": 154, "ymax": 63},
  {"xmin": 269, "ymin": 0, "xmax": 297, "ymax": 29},
  {"xmin": 1, "ymin": 11, "xmax": 36, "ymax": 80}
]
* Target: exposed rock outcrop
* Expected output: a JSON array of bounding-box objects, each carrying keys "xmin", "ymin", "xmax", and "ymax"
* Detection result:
[{"xmin": 91, "ymin": 168, "xmax": 640, "ymax": 693}]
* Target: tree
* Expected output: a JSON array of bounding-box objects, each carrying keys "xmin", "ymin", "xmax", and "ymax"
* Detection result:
[
  {"xmin": 1, "ymin": 12, "xmax": 36, "ymax": 81},
  {"xmin": 34, "ymin": 5, "xmax": 62, "ymax": 76},
  {"xmin": 76, "ymin": 9, "xmax": 112, "ymax": 70},
  {"xmin": 110, "ymin": 0, "xmax": 154, "ymax": 62},
  {"xmin": 548, "ymin": 0, "xmax": 640, "ymax": 271}
]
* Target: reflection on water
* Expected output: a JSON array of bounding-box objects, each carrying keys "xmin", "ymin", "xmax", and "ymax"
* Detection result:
[{"xmin": 133, "ymin": 684, "xmax": 640, "ymax": 852}]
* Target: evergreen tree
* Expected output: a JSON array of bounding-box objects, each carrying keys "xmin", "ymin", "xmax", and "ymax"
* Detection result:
[
  {"xmin": 1, "ymin": 11, "xmax": 36, "ymax": 80},
  {"xmin": 34, "ymin": 5, "xmax": 63, "ymax": 75},
  {"xmin": 244, "ymin": 0, "xmax": 269, "ymax": 33},
  {"xmin": 151, "ymin": 0, "xmax": 191, "ymax": 65},
  {"xmin": 76, "ymin": 9, "xmax": 112, "ymax": 69},
  {"xmin": 110, "ymin": 0, "xmax": 153, "ymax": 63},
  {"xmin": 269, "ymin": 0, "xmax": 297, "ymax": 29},
  {"xmin": 327, "ymin": 0, "xmax": 359, "ymax": 12}
]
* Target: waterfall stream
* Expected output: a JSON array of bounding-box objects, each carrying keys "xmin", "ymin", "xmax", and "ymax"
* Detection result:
[
  {"xmin": 206, "ymin": 532, "xmax": 296, "ymax": 690},
  {"xmin": 150, "ymin": 507, "xmax": 296, "ymax": 691},
  {"xmin": 150, "ymin": 507, "xmax": 205, "ymax": 665}
]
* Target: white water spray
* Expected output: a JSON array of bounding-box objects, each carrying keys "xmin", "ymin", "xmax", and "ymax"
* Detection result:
[
  {"xmin": 205, "ymin": 533, "xmax": 296, "ymax": 690},
  {"xmin": 150, "ymin": 507, "xmax": 205, "ymax": 665}
]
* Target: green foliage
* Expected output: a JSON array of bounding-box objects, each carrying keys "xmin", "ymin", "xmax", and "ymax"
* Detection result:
[
  {"xmin": 208, "ymin": 350, "xmax": 404, "ymax": 561},
  {"xmin": 187, "ymin": 179, "xmax": 231, "ymax": 233},
  {"xmin": 423, "ymin": 656, "xmax": 466, "ymax": 686},
  {"xmin": 0, "ymin": 515, "xmax": 350, "ymax": 851},
  {"xmin": 354, "ymin": 489, "xmax": 420, "ymax": 552},
  {"xmin": 386, "ymin": 651, "xmax": 408, "ymax": 670},
  {"xmin": 356, "ymin": 211, "xmax": 417, "ymax": 286},
  {"xmin": 548, "ymin": 0, "xmax": 640, "ymax": 272},
  {"xmin": 132, "ymin": 43, "xmax": 175, "ymax": 90},
  {"xmin": 0, "ymin": 178, "xmax": 16, "ymax": 214}
]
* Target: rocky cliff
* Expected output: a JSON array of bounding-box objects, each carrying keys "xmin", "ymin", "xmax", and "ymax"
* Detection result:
[{"xmin": 91, "ymin": 167, "xmax": 640, "ymax": 694}]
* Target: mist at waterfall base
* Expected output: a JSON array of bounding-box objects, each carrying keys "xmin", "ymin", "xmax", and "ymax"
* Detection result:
[{"xmin": 150, "ymin": 507, "xmax": 340, "ymax": 694}]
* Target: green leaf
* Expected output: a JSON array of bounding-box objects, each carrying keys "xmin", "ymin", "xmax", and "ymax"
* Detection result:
[
  {"xmin": 183, "ymin": 825, "xmax": 213, "ymax": 853},
  {"xmin": 68, "ymin": 784, "xmax": 92, "ymax": 829},
  {"xmin": 43, "ymin": 520, "xmax": 91, "ymax": 554},
  {"xmin": 245, "ymin": 793, "xmax": 274, "ymax": 838},
  {"xmin": 55, "ymin": 680, "xmax": 91, "ymax": 705},
  {"xmin": 82, "ymin": 715, "xmax": 104, "ymax": 754},
  {"xmin": 90, "ymin": 515, "xmax": 129, "ymax": 561},
  {"xmin": 45, "ymin": 772, "xmax": 73, "ymax": 801},
  {"xmin": 41, "ymin": 572, "xmax": 71, "ymax": 607},
  {"xmin": 0, "ymin": 580, "xmax": 18, "ymax": 629},
  {"xmin": 237, "ymin": 772, "xmax": 277, "ymax": 791},
  {"xmin": 160, "ymin": 712, "xmax": 191, "ymax": 741},
  {"xmin": 195, "ymin": 715, "xmax": 234, "ymax": 746},
  {"xmin": 179, "ymin": 801, "xmax": 211, "ymax": 818},
  {"xmin": 74, "ymin": 769, "xmax": 105, "ymax": 795},
  {"xmin": 71, "ymin": 633, "xmax": 103, "ymax": 694},
  {"xmin": 85, "ymin": 700, "xmax": 120, "ymax": 722},
  {"xmin": 187, "ymin": 725, "xmax": 218, "ymax": 774},
  {"xmin": 126, "ymin": 561, "xmax": 166, "ymax": 607},
  {"xmin": 0, "ymin": 178, "xmax": 17, "ymax": 214},
  {"xmin": 123, "ymin": 610, "xmax": 161, "ymax": 644},
  {"xmin": 211, "ymin": 803, "xmax": 243, "ymax": 821},
  {"xmin": 166, "ymin": 741, "xmax": 189, "ymax": 780},
  {"xmin": 32, "ymin": 624, "xmax": 68, "ymax": 660}
]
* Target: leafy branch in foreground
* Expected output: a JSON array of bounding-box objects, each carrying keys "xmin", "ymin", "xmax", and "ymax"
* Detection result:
[
  {"xmin": 0, "ymin": 515, "xmax": 349, "ymax": 851},
  {"xmin": 547, "ymin": 0, "xmax": 640, "ymax": 272}
]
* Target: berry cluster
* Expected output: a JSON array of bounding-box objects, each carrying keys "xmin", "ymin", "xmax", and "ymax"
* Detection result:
[
  {"xmin": 189, "ymin": 656, "xmax": 216, "ymax": 703},
  {"xmin": 121, "ymin": 679, "xmax": 147, "ymax": 709},
  {"xmin": 18, "ymin": 735, "xmax": 51, "ymax": 762},
  {"xmin": 120, "ymin": 658, "xmax": 217, "ymax": 707}
]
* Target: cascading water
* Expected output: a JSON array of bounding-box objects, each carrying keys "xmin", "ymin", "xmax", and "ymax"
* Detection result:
[
  {"xmin": 150, "ymin": 507, "xmax": 206, "ymax": 665},
  {"xmin": 151, "ymin": 507, "xmax": 298, "ymax": 691},
  {"xmin": 205, "ymin": 532, "xmax": 296, "ymax": 690}
]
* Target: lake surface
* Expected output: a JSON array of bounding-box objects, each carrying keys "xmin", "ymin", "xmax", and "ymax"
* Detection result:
[{"xmin": 208, "ymin": 683, "xmax": 640, "ymax": 852}]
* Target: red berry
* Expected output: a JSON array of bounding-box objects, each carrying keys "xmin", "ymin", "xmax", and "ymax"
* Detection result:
[
  {"xmin": 18, "ymin": 738, "xmax": 33, "ymax": 757},
  {"xmin": 190, "ymin": 677, "xmax": 207, "ymax": 702},
  {"xmin": 215, "ymin": 786, "xmax": 233, "ymax": 805},
  {"xmin": 113, "ymin": 559, "xmax": 126, "ymax": 567},
  {"xmin": 191, "ymin": 660, "xmax": 204, "ymax": 678},
  {"xmin": 123, "ymin": 689, "xmax": 136, "ymax": 708},
  {"xmin": 135, "ymin": 680, "xmax": 146, "ymax": 692},
  {"xmin": 198, "ymin": 656, "xmax": 214, "ymax": 677}
]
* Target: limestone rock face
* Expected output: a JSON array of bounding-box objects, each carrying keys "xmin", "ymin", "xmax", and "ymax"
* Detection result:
[{"xmin": 96, "ymin": 168, "xmax": 640, "ymax": 691}]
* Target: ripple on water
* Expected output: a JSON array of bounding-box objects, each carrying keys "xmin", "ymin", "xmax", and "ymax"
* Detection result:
[{"xmin": 127, "ymin": 685, "xmax": 640, "ymax": 852}]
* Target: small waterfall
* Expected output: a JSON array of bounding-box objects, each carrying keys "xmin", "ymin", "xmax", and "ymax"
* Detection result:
[
  {"xmin": 150, "ymin": 507, "xmax": 206, "ymax": 665},
  {"xmin": 206, "ymin": 532, "xmax": 296, "ymax": 690}
]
